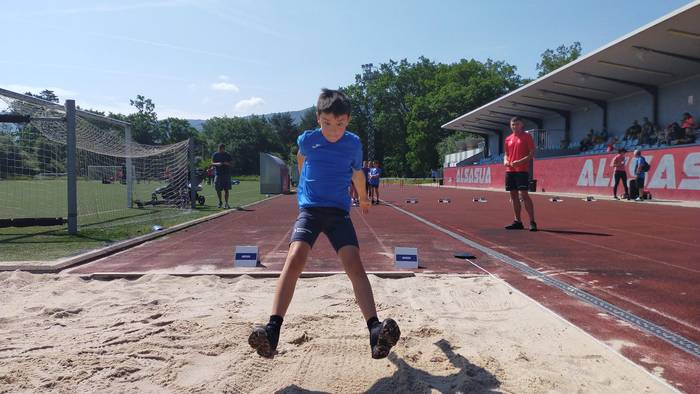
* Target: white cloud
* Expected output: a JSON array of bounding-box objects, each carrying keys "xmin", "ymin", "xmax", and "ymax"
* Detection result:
[
  {"xmin": 211, "ymin": 82, "xmax": 240, "ymax": 92},
  {"xmin": 187, "ymin": 83, "xmax": 197, "ymax": 90},
  {"xmin": 218, "ymin": 75, "xmax": 230, "ymax": 81},
  {"xmin": 1, "ymin": 84, "xmax": 78, "ymax": 99},
  {"xmin": 234, "ymin": 97, "xmax": 265, "ymax": 112}
]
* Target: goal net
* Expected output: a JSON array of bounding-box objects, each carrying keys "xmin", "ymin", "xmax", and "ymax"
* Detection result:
[{"xmin": 0, "ymin": 88, "xmax": 193, "ymax": 231}]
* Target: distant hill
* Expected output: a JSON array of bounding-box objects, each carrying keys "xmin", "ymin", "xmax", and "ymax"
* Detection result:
[{"xmin": 187, "ymin": 107, "xmax": 311, "ymax": 131}]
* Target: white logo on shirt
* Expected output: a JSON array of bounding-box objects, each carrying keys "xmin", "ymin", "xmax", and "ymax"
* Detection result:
[
  {"xmin": 312, "ymin": 144, "xmax": 321, "ymax": 149},
  {"xmin": 294, "ymin": 227, "xmax": 312, "ymax": 234}
]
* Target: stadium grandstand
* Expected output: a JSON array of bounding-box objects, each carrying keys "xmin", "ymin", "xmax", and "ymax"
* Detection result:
[{"xmin": 442, "ymin": 2, "xmax": 700, "ymax": 201}]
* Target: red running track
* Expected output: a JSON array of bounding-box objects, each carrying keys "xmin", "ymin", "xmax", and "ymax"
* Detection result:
[{"xmin": 378, "ymin": 183, "xmax": 700, "ymax": 391}]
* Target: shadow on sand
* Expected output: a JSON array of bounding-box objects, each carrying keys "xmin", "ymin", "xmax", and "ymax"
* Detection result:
[{"xmin": 274, "ymin": 339, "xmax": 500, "ymax": 393}]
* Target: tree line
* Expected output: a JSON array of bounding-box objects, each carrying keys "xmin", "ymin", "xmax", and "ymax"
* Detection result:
[{"xmin": 2, "ymin": 42, "xmax": 579, "ymax": 178}]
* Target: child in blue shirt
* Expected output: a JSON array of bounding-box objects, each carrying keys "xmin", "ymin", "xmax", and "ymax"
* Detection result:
[
  {"xmin": 368, "ymin": 161, "xmax": 382, "ymax": 204},
  {"xmin": 248, "ymin": 89, "xmax": 400, "ymax": 359}
]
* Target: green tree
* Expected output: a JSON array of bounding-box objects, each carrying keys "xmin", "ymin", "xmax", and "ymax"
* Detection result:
[
  {"xmin": 297, "ymin": 106, "xmax": 318, "ymax": 133},
  {"xmin": 202, "ymin": 116, "xmax": 283, "ymax": 175},
  {"xmin": 158, "ymin": 118, "xmax": 198, "ymax": 144},
  {"xmin": 268, "ymin": 112, "xmax": 298, "ymax": 160},
  {"xmin": 339, "ymin": 56, "xmax": 521, "ymax": 177},
  {"xmin": 536, "ymin": 42, "xmax": 582, "ymax": 77},
  {"xmin": 25, "ymin": 89, "xmax": 59, "ymax": 103},
  {"xmin": 128, "ymin": 95, "xmax": 161, "ymax": 144}
]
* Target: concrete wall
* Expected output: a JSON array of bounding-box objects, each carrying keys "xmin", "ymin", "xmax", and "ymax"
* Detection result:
[
  {"xmin": 607, "ymin": 91, "xmax": 653, "ymax": 137},
  {"xmin": 571, "ymin": 106, "xmax": 604, "ymax": 139},
  {"xmin": 658, "ymin": 74, "xmax": 700, "ymax": 127},
  {"xmin": 542, "ymin": 115, "xmax": 564, "ymax": 131},
  {"xmin": 561, "ymin": 73, "xmax": 700, "ymax": 144},
  {"xmin": 487, "ymin": 133, "xmax": 500, "ymax": 156}
]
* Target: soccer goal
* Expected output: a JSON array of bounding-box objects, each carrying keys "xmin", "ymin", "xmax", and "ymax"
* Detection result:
[{"xmin": 0, "ymin": 87, "xmax": 196, "ymax": 234}]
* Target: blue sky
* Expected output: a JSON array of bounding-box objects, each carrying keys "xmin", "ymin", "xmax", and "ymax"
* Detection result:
[{"xmin": 1, "ymin": 0, "xmax": 692, "ymax": 119}]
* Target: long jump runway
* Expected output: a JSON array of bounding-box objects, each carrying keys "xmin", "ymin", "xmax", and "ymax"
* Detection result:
[
  {"xmin": 68, "ymin": 187, "xmax": 699, "ymax": 389},
  {"xmin": 67, "ymin": 194, "xmax": 482, "ymax": 276}
]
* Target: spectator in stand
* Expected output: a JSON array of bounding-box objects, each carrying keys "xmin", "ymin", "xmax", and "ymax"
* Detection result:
[
  {"xmin": 649, "ymin": 124, "xmax": 662, "ymax": 145},
  {"xmin": 674, "ymin": 112, "xmax": 697, "ymax": 145},
  {"xmin": 681, "ymin": 112, "xmax": 696, "ymax": 131},
  {"xmin": 676, "ymin": 126, "xmax": 697, "ymax": 145},
  {"xmin": 661, "ymin": 123, "xmax": 678, "ymax": 145},
  {"xmin": 623, "ymin": 120, "xmax": 641, "ymax": 141},
  {"xmin": 606, "ymin": 136, "xmax": 619, "ymax": 153},
  {"xmin": 579, "ymin": 131, "xmax": 594, "ymax": 151},
  {"xmin": 596, "ymin": 127, "xmax": 609, "ymax": 144},
  {"xmin": 639, "ymin": 117, "xmax": 653, "ymax": 145},
  {"xmin": 610, "ymin": 148, "xmax": 629, "ymax": 200}
]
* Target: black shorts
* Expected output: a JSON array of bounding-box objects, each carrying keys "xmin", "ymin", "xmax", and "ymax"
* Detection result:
[
  {"xmin": 214, "ymin": 175, "xmax": 231, "ymax": 191},
  {"xmin": 505, "ymin": 172, "xmax": 529, "ymax": 191},
  {"xmin": 290, "ymin": 207, "xmax": 359, "ymax": 252}
]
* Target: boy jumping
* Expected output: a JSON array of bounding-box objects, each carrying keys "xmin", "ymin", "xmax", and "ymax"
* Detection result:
[{"xmin": 248, "ymin": 89, "xmax": 401, "ymax": 359}]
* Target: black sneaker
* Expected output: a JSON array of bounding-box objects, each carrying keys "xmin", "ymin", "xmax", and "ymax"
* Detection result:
[
  {"xmin": 369, "ymin": 318, "xmax": 401, "ymax": 359},
  {"xmin": 529, "ymin": 221, "xmax": 538, "ymax": 232},
  {"xmin": 504, "ymin": 221, "xmax": 524, "ymax": 230},
  {"xmin": 248, "ymin": 325, "xmax": 279, "ymax": 358}
]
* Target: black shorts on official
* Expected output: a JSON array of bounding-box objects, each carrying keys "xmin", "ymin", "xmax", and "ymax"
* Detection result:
[
  {"xmin": 505, "ymin": 171, "xmax": 529, "ymax": 191},
  {"xmin": 214, "ymin": 175, "xmax": 231, "ymax": 191},
  {"xmin": 290, "ymin": 207, "xmax": 359, "ymax": 252}
]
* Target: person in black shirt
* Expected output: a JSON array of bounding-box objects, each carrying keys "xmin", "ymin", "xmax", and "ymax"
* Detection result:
[{"xmin": 211, "ymin": 143, "xmax": 233, "ymax": 208}]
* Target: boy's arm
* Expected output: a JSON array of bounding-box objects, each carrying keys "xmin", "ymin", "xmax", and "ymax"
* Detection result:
[
  {"xmin": 352, "ymin": 169, "xmax": 370, "ymax": 214},
  {"xmin": 297, "ymin": 150, "xmax": 305, "ymax": 175}
]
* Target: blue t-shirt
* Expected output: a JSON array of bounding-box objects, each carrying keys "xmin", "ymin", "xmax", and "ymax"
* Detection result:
[
  {"xmin": 368, "ymin": 167, "xmax": 381, "ymax": 186},
  {"xmin": 634, "ymin": 156, "xmax": 648, "ymax": 179},
  {"xmin": 297, "ymin": 129, "xmax": 363, "ymax": 212}
]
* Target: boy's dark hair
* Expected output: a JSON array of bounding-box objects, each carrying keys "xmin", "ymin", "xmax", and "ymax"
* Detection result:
[
  {"xmin": 510, "ymin": 116, "xmax": 523, "ymax": 123},
  {"xmin": 618, "ymin": 148, "xmax": 626, "ymax": 154},
  {"xmin": 218, "ymin": 143, "xmax": 225, "ymax": 149},
  {"xmin": 317, "ymin": 89, "xmax": 352, "ymax": 117}
]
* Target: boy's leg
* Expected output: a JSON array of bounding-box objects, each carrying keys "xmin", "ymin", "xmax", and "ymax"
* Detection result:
[
  {"xmin": 331, "ymin": 223, "xmax": 400, "ymax": 359},
  {"xmin": 272, "ymin": 241, "xmax": 311, "ymax": 316},
  {"xmin": 337, "ymin": 245, "xmax": 377, "ymax": 320},
  {"xmin": 248, "ymin": 241, "xmax": 311, "ymax": 358}
]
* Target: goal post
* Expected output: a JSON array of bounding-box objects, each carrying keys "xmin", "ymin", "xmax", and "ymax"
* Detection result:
[{"xmin": 0, "ymin": 87, "xmax": 196, "ymax": 233}]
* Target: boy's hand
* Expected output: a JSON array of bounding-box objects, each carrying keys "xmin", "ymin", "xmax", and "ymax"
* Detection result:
[{"xmin": 359, "ymin": 198, "xmax": 371, "ymax": 214}]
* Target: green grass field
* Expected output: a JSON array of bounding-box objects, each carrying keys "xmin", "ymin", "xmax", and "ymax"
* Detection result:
[{"xmin": 0, "ymin": 179, "xmax": 266, "ymax": 261}]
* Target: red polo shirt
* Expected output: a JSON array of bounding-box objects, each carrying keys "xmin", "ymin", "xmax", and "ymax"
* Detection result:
[{"xmin": 505, "ymin": 131, "xmax": 535, "ymax": 173}]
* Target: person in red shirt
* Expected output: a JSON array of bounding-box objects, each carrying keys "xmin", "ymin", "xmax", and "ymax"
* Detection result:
[
  {"xmin": 610, "ymin": 148, "xmax": 629, "ymax": 200},
  {"xmin": 681, "ymin": 112, "xmax": 695, "ymax": 130},
  {"xmin": 503, "ymin": 117, "xmax": 537, "ymax": 231}
]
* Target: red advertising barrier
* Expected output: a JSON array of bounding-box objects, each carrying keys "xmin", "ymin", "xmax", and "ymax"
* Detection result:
[{"xmin": 443, "ymin": 145, "xmax": 700, "ymax": 201}]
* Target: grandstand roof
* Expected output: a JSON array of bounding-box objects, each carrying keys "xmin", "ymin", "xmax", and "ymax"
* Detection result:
[{"xmin": 443, "ymin": 1, "xmax": 700, "ymax": 134}]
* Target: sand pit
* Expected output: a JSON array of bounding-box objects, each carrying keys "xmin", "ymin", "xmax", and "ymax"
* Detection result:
[{"xmin": 0, "ymin": 271, "xmax": 672, "ymax": 393}]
